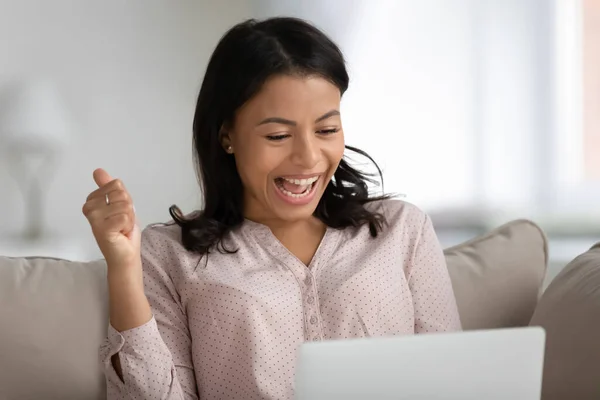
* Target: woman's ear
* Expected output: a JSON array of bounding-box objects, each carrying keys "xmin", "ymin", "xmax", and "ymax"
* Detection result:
[{"xmin": 219, "ymin": 126, "xmax": 234, "ymax": 154}]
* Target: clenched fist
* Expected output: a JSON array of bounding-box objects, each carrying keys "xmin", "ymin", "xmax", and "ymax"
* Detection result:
[{"xmin": 82, "ymin": 168, "xmax": 141, "ymax": 272}]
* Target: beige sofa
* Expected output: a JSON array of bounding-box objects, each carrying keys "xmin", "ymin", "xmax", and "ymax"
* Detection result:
[{"xmin": 0, "ymin": 220, "xmax": 598, "ymax": 400}]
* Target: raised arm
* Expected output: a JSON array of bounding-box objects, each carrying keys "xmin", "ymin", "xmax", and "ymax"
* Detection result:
[{"xmin": 83, "ymin": 168, "xmax": 198, "ymax": 399}]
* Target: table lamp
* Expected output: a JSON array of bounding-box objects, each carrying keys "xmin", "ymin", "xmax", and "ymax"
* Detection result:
[{"xmin": 0, "ymin": 79, "xmax": 70, "ymax": 240}]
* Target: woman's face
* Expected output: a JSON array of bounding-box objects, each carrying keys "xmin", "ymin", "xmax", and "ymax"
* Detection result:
[{"xmin": 223, "ymin": 74, "xmax": 345, "ymax": 224}]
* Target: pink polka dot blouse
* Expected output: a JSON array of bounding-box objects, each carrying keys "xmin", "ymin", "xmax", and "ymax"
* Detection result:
[{"xmin": 99, "ymin": 200, "xmax": 462, "ymax": 399}]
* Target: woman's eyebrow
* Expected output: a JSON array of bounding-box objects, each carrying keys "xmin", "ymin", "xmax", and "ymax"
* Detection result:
[
  {"xmin": 314, "ymin": 109, "xmax": 340, "ymax": 123},
  {"xmin": 256, "ymin": 109, "xmax": 340, "ymax": 127}
]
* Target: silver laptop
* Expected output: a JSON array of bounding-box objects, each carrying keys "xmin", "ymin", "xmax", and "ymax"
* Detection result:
[{"xmin": 295, "ymin": 327, "xmax": 545, "ymax": 400}]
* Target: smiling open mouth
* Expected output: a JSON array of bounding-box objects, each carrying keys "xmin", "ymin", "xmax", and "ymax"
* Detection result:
[{"xmin": 274, "ymin": 176, "xmax": 319, "ymax": 199}]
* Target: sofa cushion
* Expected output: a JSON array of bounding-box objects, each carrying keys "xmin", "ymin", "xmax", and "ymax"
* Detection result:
[
  {"xmin": 0, "ymin": 256, "xmax": 108, "ymax": 400},
  {"xmin": 529, "ymin": 242, "xmax": 600, "ymax": 400},
  {"xmin": 444, "ymin": 219, "xmax": 548, "ymax": 330}
]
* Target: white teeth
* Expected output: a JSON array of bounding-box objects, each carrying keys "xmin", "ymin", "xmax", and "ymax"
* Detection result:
[
  {"xmin": 281, "ymin": 176, "xmax": 319, "ymax": 186},
  {"xmin": 279, "ymin": 185, "xmax": 312, "ymax": 198},
  {"xmin": 275, "ymin": 176, "xmax": 318, "ymax": 198}
]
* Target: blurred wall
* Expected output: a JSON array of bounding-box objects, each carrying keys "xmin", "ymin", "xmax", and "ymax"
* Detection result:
[
  {"xmin": 0, "ymin": 0, "xmax": 591, "ymax": 262},
  {"xmin": 0, "ymin": 0, "xmax": 251, "ymax": 254}
]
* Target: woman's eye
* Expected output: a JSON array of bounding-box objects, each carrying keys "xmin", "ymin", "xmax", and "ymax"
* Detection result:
[
  {"xmin": 266, "ymin": 134, "xmax": 290, "ymax": 141},
  {"xmin": 317, "ymin": 128, "xmax": 340, "ymax": 135}
]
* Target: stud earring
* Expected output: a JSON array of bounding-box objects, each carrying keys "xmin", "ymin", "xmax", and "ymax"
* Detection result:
[{"xmin": 226, "ymin": 145, "xmax": 233, "ymax": 153}]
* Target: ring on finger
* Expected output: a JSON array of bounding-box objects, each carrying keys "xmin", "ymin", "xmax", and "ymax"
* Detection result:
[{"xmin": 105, "ymin": 193, "xmax": 110, "ymax": 206}]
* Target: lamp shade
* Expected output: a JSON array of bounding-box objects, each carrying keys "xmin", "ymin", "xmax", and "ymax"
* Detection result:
[{"xmin": 0, "ymin": 79, "xmax": 70, "ymax": 154}]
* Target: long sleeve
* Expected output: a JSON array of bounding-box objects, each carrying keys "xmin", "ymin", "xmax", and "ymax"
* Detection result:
[
  {"xmin": 408, "ymin": 215, "xmax": 462, "ymax": 333},
  {"xmin": 99, "ymin": 226, "xmax": 199, "ymax": 399}
]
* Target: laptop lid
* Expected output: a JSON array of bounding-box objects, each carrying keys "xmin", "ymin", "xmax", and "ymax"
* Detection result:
[{"xmin": 295, "ymin": 327, "xmax": 545, "ymax": 400}]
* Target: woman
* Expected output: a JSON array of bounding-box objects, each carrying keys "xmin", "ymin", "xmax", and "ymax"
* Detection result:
[{"xmin": 83, "ymin": 17, "xmax": 461, "ymax": 400}]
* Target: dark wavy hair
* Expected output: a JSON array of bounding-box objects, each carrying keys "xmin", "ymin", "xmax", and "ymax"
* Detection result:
[{"xmin": 170, "ymin": 17, "xmax": 391, "ymax": 255}]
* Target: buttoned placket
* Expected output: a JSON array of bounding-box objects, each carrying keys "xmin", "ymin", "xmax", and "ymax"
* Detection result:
[
  {"xmin": 303, "ymin": 272, "xmax": 322, "ymax": 341},
  {"xmin": 243, "ymin": 220, "xmax": 342, "ymax": 342}
]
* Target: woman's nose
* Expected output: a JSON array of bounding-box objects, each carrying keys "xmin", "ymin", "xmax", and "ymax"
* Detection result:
[{"xmin": 291, "ymin": 133, "xmax": 319, "ymax": 168}]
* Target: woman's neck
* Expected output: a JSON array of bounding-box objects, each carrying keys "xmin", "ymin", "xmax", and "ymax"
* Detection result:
[
  {"xmin": 269, "ymin": 217, "xmax": 325, "ymax": 240},
  {"xmin": 246, "ymin": 214, "xmax": 327, "ymax": 266}
]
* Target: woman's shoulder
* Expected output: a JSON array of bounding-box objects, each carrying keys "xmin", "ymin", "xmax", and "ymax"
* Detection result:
[
  {"xmin": 139, "ymin": 219, "xmax": 206, "ymax": 276},
  {"xmin": 140, "ymin": 209, "xmax": 202, "ymax": 247},
  {"xmin": 366, "ymin": 198, "xmax": 429, "ymax": 228},
  {"xmin": 139, "ymin": 219, "xmax": 194, "ymax": 265},
  {"xmin": 142, "ymin": 219, "xmax": 182, "ymax": 245},
  {"xmin": 358, "ymin": 198, "xmax": 433, "ymax": 244},
  {"xmin": 337, "ymin": 198, "xmax": 433, "ymax": 254}
]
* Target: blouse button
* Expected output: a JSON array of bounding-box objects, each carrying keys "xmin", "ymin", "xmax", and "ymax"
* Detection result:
[
  {"xmin": 307, "ymin": 296, "xmax": 315, "ymax": 305},
  {"xmin": 310, "ymin": 315, "xmax": 318, "ymax": 325}
]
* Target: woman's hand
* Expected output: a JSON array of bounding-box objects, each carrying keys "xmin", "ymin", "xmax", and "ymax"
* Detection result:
[
  {"xmin": 83, "ymin": 168, "xmax": 152, "ymax": 333},
  {"xmin": 82, "ymin": 168, "xmax": 141, "ymax": 273}
]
